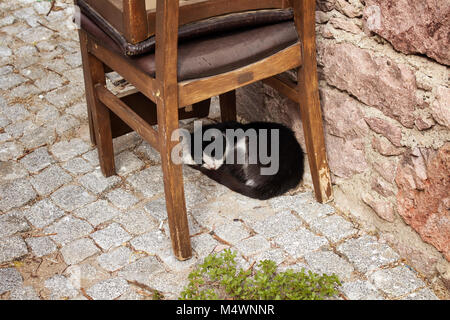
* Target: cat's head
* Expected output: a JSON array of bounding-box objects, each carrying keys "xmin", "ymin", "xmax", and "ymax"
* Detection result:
[
  {"xmin": 182, "ymin": 125, "xmax": 249, "ymax": 170},
  {"xmin": 181, "ymin": 131, "xmax": 227, "ymax": 170}
]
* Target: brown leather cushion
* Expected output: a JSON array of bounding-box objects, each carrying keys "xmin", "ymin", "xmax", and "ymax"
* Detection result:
[{"xmin": 81, "ymin": 14, "xmax": 299, "ymax": 81}]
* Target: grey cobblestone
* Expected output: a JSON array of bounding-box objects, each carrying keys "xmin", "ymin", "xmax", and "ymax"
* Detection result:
[
  {"xmin": 0, "ymin": 178, "xmax": 36, "ymax": 211},
  {"xmin": 61, "ymin": 238, "xmax": 100, "ymax": 265},
  {"xmin": 106, "ymin": 189, "xmax": 139, "ymax": 210},
  {"xmin": 268, "ymin": 192, "xmax": 315, "ymax": 211},
  {"xmin": 0, "ymin": 73, "xmax": 26, "ymax": 90},
  {"xmin": 0, "ymin": 16, "xmax": 16, "ymax": 28},
  {"xmin": 5, "ymin": 104, "xmax": 30, "ymax": 122},
  {"xmin": 22, "ymin": 65, "xmax": 47, "ymax": 81},
  {"xmin": 64, "ymin": 263, "xmax": 109, "ymax": 290},
  {"xmin": 144, "ymin": 197, "xmax": 168, "ymax": 221},
  {"xmin": 190, "ymin": 199, "xmax": 236, "ymax": 230},
  {"xmin": 248, "ymin": 210, "xmax": 302, "ymax": 239},
  {"xmin": 274, "ymin": 228, "xmax": 328, "ymax": 259},
  {"xmin": 33, "ymin": 1, "xmax": 51, "ymax": 14},
  {"xmin": 50, "ymin": 138, "xmax": 90, "ymax": 162},
  {"xmin": 337, "ymin": 235, "xmax": 399, "ymax": 273},
  {"xmin": 53, "ymin": 114, "xmax": 80, "ymax": 135},
  {"xmin": 44, "ymin": 215, "xmax": 93, "ymax": 246},
  {"xmin": 307, "ymin": 215, "xmax": 357, "ymax": 243},
  {"xmin": 0, "ymin": 210, "xmax": 30, "ymax": 238},
  {"xmin": 192, "ymin": 233, "xmax": 220, "ymax": 258},
  {"xmin": 30, "ymin": 165, "xmax": 72, "ymax": 196},
  {"xmin": 0, "ymin": 268, "xmax": 23, "ymax": 295},
  {"xmin": 118, "ymin": 256, "xmax": 165, "ymax": 288},
  {"xmin": 86, "ymin": 278, "xmax": 129, "ymax": 300},
  {"xmin": 19, "ymin": 125, "xmax": 56, "ymax": 150},
  {"xmin": 42, "ymin": 59, "xmax": 70, "ymax": 75},
  {"xmin": 62, "ymin": 157, "xmax": 94, "ymax": 175},
  {"xmin": 0, "ymin": 236, "xmax": 28, "ymax": 264},
  {"xmin": 130, "ymin": 230, "xmax": 171, "ymax": 256},
  {"xmin": 0, "ymin": 116, "xmax": 11, "ymax": 129},
  {"xmin": 44, "ymin": 275, "xmax": 79, "ymax": 300},
  {"xmin": 97, "ymin": 246, "xmax": 137, "ymax": 272},
  {"xmin": 135, "ymin": 141, "xmax": 161, "ymax": 164},
  {"xmin": 304, "ymin": 250, "xmax": 354, "ymax": 281},
  {"xmin": 404, "ymin": 288, "xmax": 439, "ymax": 300},
  {"xmin": 214, "ymin": 222, "xmax": 251, "ymax": 245},
  {"xmin": 91, "ymin": 223, "xmax": 132, "ymax": 251},
  {"xmin": 17, "ymin": 26, "xmax": 52, "ymax": 43},
  {"xmin": 24, "ymin": 199, "xmax": 65, "ymax": 229},
  {"xmin": 117, "ymin": 289, "xmax": 144, "ymax": 300},
  {"xmin": 45, "ymin": 85, "xmax": 84, "ymax": 108},
  {"xmin": 341, "ymin": 280, "xmax": 384, "ymax": 300},
  {"xmin": 82, "ymin": 149, "xmax": 99, "ymax": 166},
  {"xmin": 115, "ymin": 151, "xmax": 145, "ymax": 176},
  {"xmin": 66, "ymin": 102, "xmax": 88, "ymax": 120},
  {"xmin": 13, "ymin": 6, "xmax": 35, "ymax": 20},
  {"xmin": 0, "ymin": 161, "xmax": 28, "ymax": 182},
  {"xmin": 145, "ymin": 271, "xmax": 189, "ymax": 295},
  {"xmin": 14, "ymin": 46, "xmax": 39, "ymax": 69},
  {"xmin": 0, "ymin": 46, "xmax": 12, "ymax": 58},
  {"xmin": 114, "ymin": 209, "xmax": 157, "ymax": 236},
  {"xmin": 10, "ymin": 83, "xmax": 41, "ymax": 98},
  {"xmin": 127, "ymin": 166, "xmax": 165, "ymax": 197},
  {"xmin": 369, "ymin": 265, "xmax": 426, "ymax": 298},
  {"xmin": 0, "ymin": 132, "xmax": 12, "ymax": 143},
  {"xmin": 252, "ymin": 248, "xmax": 288, "ymax": 265},
  {"xmin": 10, "ymin": 286, "xmax": 40, "ymax": 300},
  {"xmin": 74, "ymin": 200, "xmax": 121, "ymax": 227},
  {"xmin": 113, "ymin": 132, "xmax": 142, "ymax": 154},
  {"xmin": 184, "ymin": 179, "xmax": 226, "ymax": 209},
  {"xmin": 79, "ymin": 170, "xmax": 121, "ymax": 194},
  {"xmin": 64, "ymin": 52, "xmax": 82, "ymax": 68},
  {"xmin": 25, "ymin": 236, "xmax": 57, "ymax": 258},
  {"xmin": 4, "ymin": 120, "xmax": 34, "ymax": 140},
  {"xmin": 295, "ymin": 202, "xmax": 336, "ymax": 224},
  {"xmin": 19, "ymin": 147, "xmax": 54, "ymax": 173},
  {"xmin": 235, "ymin": 235, "xmax": 271, "ymax": 257},
  {"xmin": 50, "ymin": 185, "xmax": 95, "ymax": 211},
  {"xmin": 0, "ymin": 127, "xmax": 11, "ymax": 142}
]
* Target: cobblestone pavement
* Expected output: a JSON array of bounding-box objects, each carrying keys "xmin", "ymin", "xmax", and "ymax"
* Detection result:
[{"xmin": 0, "ymin": 0, "xmax": 443, "ymax": 300}]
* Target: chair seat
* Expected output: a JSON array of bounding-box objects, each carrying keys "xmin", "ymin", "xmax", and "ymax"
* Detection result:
[{"xmin": 80, "ymin": 14, "xmax": 299, "ymax": 81}]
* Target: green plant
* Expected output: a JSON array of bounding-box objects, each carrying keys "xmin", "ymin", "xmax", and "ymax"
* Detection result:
[
  {"xmin": 152, "ymin": 290, "xmax": 164, "ymax": 300},
  {"xmin": 180, "ymin": 249, "xmax": 341, "ymax": 300}
]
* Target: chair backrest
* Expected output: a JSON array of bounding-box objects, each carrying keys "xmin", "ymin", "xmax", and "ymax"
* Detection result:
[{"xmin": 83, "ymin": 0, "xmax": 291, "ymax": 44}]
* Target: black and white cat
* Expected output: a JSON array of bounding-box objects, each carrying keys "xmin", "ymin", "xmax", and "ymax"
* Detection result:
[{"xmin": 182, "ymin": 121, "xmax": 304, "ymax": 200}]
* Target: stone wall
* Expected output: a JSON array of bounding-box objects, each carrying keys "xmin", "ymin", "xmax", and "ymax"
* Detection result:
[{"xmin": 237, "ymin": 0, "xmax": 450, "ymax": 289}]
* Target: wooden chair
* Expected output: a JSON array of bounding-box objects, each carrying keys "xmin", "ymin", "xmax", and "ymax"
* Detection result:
[{"xmin": 76, "ymin": 0, "xmax": 332, "ymax": 260}]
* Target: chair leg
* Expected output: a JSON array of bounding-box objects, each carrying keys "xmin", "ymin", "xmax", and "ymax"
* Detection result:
[
  {"xmin": 296, "ymin": 66, "xmax": 333, "ymax": 204},
  {"xmin": 157, "ymin": 99, "xmax": 192, "ymax": 261},
  {"xmin": 79, "ymin": 31, "xmax": 116, "ymax": 177},
  {"xmin": 219, "ymin": 90, "xmax": 237, "ymax": 122},
  {"xmin": 79, "ymin": 31, "xmax": 97, "ymax": 146},
  {"xmin": 293, "ymin": 0, "xmax": 332, "ymax": 203}
]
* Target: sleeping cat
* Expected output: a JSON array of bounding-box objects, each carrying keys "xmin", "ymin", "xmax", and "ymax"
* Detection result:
[{"xmin": 182, "ymin": 121, "xmax": 304, "ymax": 200}]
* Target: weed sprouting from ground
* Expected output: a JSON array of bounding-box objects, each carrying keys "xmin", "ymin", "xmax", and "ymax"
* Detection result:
[{"xmin": 180, "ymin": 250, "xmax": 341, "ymax": 300}]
